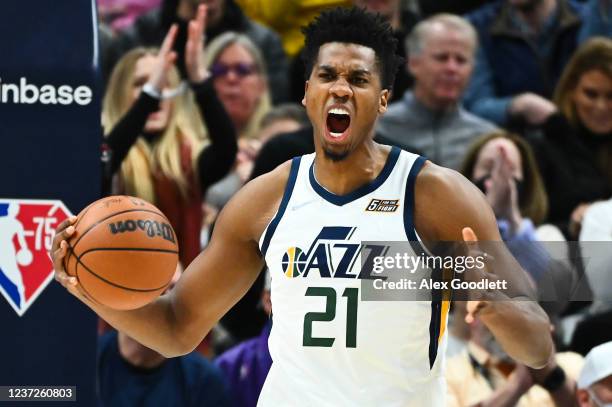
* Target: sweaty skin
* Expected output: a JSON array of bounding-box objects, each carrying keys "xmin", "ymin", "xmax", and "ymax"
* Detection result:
[{"xmin": 52, "ymin": 42, "xmax": 552, "ymax": 368}]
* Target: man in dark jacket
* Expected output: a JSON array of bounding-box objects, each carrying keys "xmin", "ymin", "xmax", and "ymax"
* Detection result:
[
  {"xmin": 104, "ymin": 0, "xmax": 289, "ymax": 103},
  {"xmin": 463, "ymin": 0, "xmax": 584, "ymax": 129}
]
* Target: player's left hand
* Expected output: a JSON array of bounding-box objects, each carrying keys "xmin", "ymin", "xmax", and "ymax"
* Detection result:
[{"xmin": 185, "ymin": 4, "xmax": 210, "ymax": 83}]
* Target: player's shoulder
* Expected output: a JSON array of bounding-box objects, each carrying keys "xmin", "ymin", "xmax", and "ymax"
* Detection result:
[
  {"xmin": 414, "ymin": 161, "xmax": 493, "ymax": 241},
  {"xmin": 415, "ymin": 160, "xmax": 473, "ymax": 199}
]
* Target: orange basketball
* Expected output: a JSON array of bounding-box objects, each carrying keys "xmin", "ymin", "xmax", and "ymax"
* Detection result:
[{"xmin": 63, "ymin": 195, "xmax": 178, "ymax": 310}]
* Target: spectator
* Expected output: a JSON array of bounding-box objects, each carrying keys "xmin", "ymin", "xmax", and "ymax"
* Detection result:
[
  {"xmin": 97, "ymin": 269, "xmax": 231, "ymax": 407},
  {"xmin": 576, "ymin": 341, "xmax": 612, "ymax": 407},
  {"xmin": 580, "ymin": 198, "xmax": 612, "ymax": 314},
  {"xmin": 105, "ymin": 0, "xmax": 289, "ymax": 103},
  {"xmin": 459, "ymin": 131, "xmax": 580, "ymax": 347},
  {"xmin": 289, "ymin": 0, "xmax": 419, "ymax": 104},
  {"xmin": 377, "ymin": 13, "xmax": 497, "ymax": 169},
  {"xmin": 204, "ymin": 32, "xmax": 271, "ymax": 140},
  {"xmin": 102, "ymin": 9, "xmax": 237, "ymax": 266},
  {"xmin": 530, "ymin": 37, "xmax": 612, "ymax": 239},
  {"xmin": 98, "ymin": 0, "xmax": 162, "ymax": 33},
  {"xmin": 203, "ymin": 32, "xmax": 271, "ymax": 209},
  {"xmin": 235, "ymin": 103, "xmax": 309, "ymax": 183},
  {"xmin": 215, "ymin": 272, "xmax": 272, "ymax": 407},
  {"xmin": 234, "ymin": 0, "xmax": 350, "ymax": 58},
  {"xmin": 460, "ymin": 132, "xmax": 551, "ymax": 279},
  {"xmin": 464, "ymin": 0, "xmax": 583, "ymax": 129},
  {"xmin": 570, "ymin": 200, "xmax": 612, "ymax": 356},
  {"xmin": 579, "ymin": 0, "xmax": 612, "ymax": 43},
  {"xmin": 446, "ymin": 317, "xmax": 583, "ymax": 407},
  {"xmin": 418, "ymin": 0, "xmax": 493, "ymax": 17}
]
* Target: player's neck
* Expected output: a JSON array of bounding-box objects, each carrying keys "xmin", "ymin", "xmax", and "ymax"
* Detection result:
[{"xmin": 313, "ymin": 142, "xmax": 390, "ymax": 196}]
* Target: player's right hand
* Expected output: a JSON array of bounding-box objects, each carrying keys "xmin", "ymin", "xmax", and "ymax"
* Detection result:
[{"xmin": 51, "ymin": 216, "xmax": 84, "ymax": 299}]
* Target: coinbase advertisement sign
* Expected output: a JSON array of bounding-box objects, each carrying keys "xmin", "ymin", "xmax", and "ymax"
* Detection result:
[{"xmin": 0, "ymin": 1, "xmax": 100, "ymax": 405}]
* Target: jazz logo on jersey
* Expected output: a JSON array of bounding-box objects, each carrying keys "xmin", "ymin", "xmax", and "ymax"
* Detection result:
[
  {"xmin": 365, "ymin": 199, "xmax": 399, "ymax": 213},
  {"xmin": 281, "ymin": 226, "xmax": 387, "ymax": 280},
  {"xmin": 0, "ymin": 199, "xmax": 72, "ymax": 316}
]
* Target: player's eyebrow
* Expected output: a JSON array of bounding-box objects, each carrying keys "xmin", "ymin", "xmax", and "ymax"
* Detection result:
[
  {"xmin": 350, "ymin": 68, "xmax": 372, "ymax": 77},
  {"xmin": 317, "ymin": 65, "xmax": 336, "ymax": 74},
  {"xmin": 317, "ymin": 65, "xmax": 372, "ymax": 76}
]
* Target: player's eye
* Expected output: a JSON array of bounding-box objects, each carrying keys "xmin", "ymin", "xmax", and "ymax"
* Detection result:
[
  {"xmin": 351, "ymin": 77, "xmax": 368, "ymax": 85},
  {"xmin": 318, "ymin": 72, "xmax": 334, "ymax": 81}
]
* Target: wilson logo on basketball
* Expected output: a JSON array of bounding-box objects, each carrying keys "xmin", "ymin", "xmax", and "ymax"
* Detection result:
[
  {"xmin": 365, "ymin": 199, "xmax": 399, "ymax": 213},
  {"xmin": 108, "ymin": 220, "xmax": 176, "ymax": 243}
]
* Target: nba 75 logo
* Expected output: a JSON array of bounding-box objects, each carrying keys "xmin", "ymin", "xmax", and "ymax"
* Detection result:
[{"xmin": 0, "ymin": 199, "xmax": 72, "ymax": 316}]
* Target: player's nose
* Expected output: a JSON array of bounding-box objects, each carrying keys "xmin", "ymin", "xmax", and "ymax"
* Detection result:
[{"xmin": 329, "ymin": 77, "xmax": 353, "ymax": 99}]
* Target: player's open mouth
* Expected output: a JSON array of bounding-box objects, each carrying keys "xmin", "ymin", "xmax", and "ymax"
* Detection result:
[{"xmin": 325, "ymin": 107, "xmax": 351, "ymax": 140}]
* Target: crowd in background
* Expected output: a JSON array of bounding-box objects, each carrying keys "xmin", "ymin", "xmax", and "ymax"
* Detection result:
[{"xmin": 95, "ymin": 0, "xmax": 612, "ymax": 406}]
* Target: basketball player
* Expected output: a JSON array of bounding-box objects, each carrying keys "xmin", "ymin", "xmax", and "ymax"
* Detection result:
[{"xmin": 52, "ymin": 8, "xmax": 552, "ymax": 405}]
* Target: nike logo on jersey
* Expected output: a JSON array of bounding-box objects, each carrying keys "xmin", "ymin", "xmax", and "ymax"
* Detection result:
[{"xmin": 290, "ymin": 199, "xmax": 317, "ymax": 212}]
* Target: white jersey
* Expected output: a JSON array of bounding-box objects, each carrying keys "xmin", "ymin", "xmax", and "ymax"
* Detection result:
[{"xmin": 258, "ymin": 147, "xmax": 449, "ymax": 406}]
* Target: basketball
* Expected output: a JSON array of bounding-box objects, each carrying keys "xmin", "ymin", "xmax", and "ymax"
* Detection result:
[{"xmin": 63, "ymin": 195, "xmax": 179, "ymax": 310}]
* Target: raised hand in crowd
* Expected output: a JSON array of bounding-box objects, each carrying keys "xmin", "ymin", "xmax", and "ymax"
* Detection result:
[
  {"xmin": 148, "ymin": 4, "xmax": 209, "ymax": 93},
  {"xmin": 480, "ymin": 145, "xmax": 523, "ymax": 234},
  {"xmin": 146, "ymin": 25, "xmax": 178, "ymax": 94},
  {"xmin": 509, "ymin": 93, "xmax": 557, "ymax": 126},
  {"xmin": 184, "ymin": 4, "xmax": 209, "ymax": 84}
]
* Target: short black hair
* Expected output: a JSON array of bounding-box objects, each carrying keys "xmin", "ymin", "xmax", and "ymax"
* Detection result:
[{"xmin": 302, "ymin": 7, "xmax": 403, "ymax": 90}]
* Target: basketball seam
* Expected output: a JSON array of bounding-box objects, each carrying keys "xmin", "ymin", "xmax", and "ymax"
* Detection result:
[
  {"xmin": 66, "ymin": 200, "xmax": 95, "ymax": 271},
  {"xmin": 73, "ymin": 201, "xmax": 95, "ymax": 230},
  {"xmin": 71, "ymin": 208, "xmax": 167, "ymax": 255},
  {"xmin": 74, "ymin": 254, "xmax": 105, "ymax": 306},
  {"xmin": 78, "ymin": 247, "xmax": 179, "ymax": 256},
  {"xmin": 75, "ymin": 253, "xmax": 171, "ymax": 292}
]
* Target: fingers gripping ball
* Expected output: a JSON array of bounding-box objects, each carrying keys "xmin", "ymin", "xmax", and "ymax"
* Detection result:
[{"xmin": 63, "ymin": 196, "xmax": 178, "ymax": 310}]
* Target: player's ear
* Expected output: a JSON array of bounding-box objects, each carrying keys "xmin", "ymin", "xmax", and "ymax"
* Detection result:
[
  {"xmin": 378, "ymin": 89, "xmax": 389, "ymax": 114},
  {"xmin": 301, "ymin": 81, "xmax": 309, "ymax": 107}
]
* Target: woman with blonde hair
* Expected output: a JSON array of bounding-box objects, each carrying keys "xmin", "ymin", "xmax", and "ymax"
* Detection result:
[
  {"xmin": 203, "ymin": 31, "xmax": 272, "ymax": 209},
  {"xmin": 204, "ymin": 31, "xmax": 271, "ymax": 140},
  {"xmin": 103, "ymin": 5, "xmax": 237, "ymax": 266},
  {"xmin": 532, "ymin": 37, "xmax": 612, "ymax": 238}
]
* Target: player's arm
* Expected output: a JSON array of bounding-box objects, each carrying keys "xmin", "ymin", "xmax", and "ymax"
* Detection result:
[
  {"xmin": 414, "ymin": 162, "xmax": 553, "ymax": 369},
  {"xmin": 52, "ymin": 163, "xmax": 290, "ymax": 357}
]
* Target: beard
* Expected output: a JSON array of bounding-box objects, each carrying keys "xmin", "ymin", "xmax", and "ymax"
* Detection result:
[{"xmin": 323, "ymin": 147, "xmax": 350, "ymax": 162}]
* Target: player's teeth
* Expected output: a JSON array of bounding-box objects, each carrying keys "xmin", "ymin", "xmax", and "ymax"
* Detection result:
[
  {"xmin": 329, "ymin": 108, "xmax": 349, "ymax": 115},
  {"xmin": 330, "ymin": 132, "xmax": 343, "ymax": 138}
]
